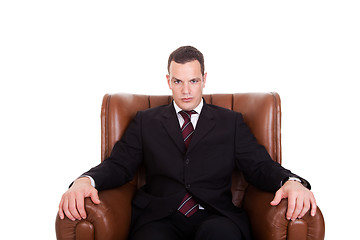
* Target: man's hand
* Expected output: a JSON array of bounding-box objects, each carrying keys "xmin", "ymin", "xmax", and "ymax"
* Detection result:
[
  {"xmin": 58, "ymin": 177, "xmax": 100, "ymax": 221},
  {"xmin": 270, "ymin": 180, "xmax": 317, "ymax": 221}
]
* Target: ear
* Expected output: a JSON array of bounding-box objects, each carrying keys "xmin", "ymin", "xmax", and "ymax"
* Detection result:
[
  {"xmin": 202, "ymin": 72, "xmax": 207, "ymax": 88},
  {"xmin": 166, "ymin": 74, "xmax": 172, "ymax": 89}
]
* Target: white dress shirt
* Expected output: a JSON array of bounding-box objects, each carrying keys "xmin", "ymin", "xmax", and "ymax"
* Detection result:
[{"xmin": 173, "ymin": 99, "xmax": 203, "ymax": 129}]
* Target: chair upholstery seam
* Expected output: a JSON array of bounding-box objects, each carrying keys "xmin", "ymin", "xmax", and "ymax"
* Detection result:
[
  {"xmin": 105, "ymin": 94, "xmax": 112, "ymax": 160},
  {"xmin": 231, "ymin": 94, "xmax": 234, "ymax": 110},
  {"xmin": 270, "ymin": 92, "xmax": 280, "ymax": 164}
]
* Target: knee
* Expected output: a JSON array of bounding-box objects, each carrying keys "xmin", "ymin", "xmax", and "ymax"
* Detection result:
[
  {"xmin": 195, "ymin": 216, "xmax": 243, "ymax": 240},
  {"xmin": 130, "ymin": 222, "xmax": 180, "ymax": 240}
]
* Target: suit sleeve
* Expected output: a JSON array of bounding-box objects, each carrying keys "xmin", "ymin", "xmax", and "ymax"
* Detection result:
[
  {"xmin": 81, "ymin": 111, "xmax": 143, "ymax": 191},
  {"xmin": 234, "ymin": 113, "xmax": 310, "ymax": 192}
]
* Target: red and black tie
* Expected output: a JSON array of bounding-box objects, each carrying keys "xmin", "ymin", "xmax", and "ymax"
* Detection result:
[
  {"xmin": 177, "ymin": 110, "xmax": 199, "ymax": 217},
  {"xmin": 179, "ymin": 110, "xmax": 196, "ymax": 149}
]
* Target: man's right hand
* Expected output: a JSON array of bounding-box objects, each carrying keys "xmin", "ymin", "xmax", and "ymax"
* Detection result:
[{"xmin": 58, "ymin": 177, "xmax": 101, "ymax": 221}]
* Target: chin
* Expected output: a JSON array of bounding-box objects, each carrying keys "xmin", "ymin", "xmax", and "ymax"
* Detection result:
[
  {"xmin": 175, "ymin": 98, "xmax": 198, "ymax": 110},
  {"xmin": 181, "ymin": 103, "xmax": 196, "ymax": 111}
]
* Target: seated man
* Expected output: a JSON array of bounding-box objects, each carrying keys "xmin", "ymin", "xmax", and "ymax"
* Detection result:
[{"xmin": 58, "ymin": 46, "xmax": 316, "ymax": 240}]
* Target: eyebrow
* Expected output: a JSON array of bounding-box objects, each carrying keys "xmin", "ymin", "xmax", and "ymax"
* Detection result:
[
  {"xmin": 171, "ymin": 77, "xmax": 182, "ymax": 82},
  {"xmin": 171, "ymin": 77, "xmax": 201, "ymax": 82}
]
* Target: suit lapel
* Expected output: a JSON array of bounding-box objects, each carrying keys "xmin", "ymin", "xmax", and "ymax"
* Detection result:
[
  {"xmin": 187, "ymin": 103, "xmax": 215, "ymax": 154},
  {"xmin": 160, "ymin": 103, "xmax": 187, "ymax": 154},
  {"xmin": 160, "ymin": 101, "xmax": 215, "ymax": 154}
]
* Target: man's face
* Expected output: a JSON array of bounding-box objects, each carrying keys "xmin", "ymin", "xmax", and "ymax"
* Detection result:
[{"xmin": 166, "ymin": 60, "xmax": 207, "ymax": 111}]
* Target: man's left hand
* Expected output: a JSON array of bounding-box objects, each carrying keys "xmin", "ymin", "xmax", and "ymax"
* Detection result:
[{"xmin": 270, "ymin": 180, "xmax": 317, "ymax": 221}]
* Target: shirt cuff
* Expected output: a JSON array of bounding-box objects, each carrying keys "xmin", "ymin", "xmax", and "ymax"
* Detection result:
[
  {"xmin": 280, "ymin": 176, "xmax": 309, "ymax": 189},
  {"xmin": 79, "ymin": 175, "xmax": 96, "ymax": 188}
]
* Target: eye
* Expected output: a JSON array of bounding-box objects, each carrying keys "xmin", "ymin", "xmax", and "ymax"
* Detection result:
[
  {"xmin": 173, "ymin": 79, "xmax": 181, "ymax": 84},
  {"xmin": 190, "ymin": 79, "xmax": 199, "ymax": 84}
]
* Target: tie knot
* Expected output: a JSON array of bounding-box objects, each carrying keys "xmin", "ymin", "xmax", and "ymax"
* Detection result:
[{"xmin": 180, "ymin": 110, "xmax": 196, "ymax": 122}]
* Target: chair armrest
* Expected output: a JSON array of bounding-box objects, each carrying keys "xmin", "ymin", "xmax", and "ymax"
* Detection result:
[
  {"xmin": 55, "ymin": 183, "xmax": 137, "ymax": 240},
  {"xmin": 243, "ymin": 185, "xmax": 325, "ymax": 240}
]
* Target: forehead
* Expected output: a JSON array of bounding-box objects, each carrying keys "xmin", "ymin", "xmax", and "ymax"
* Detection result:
[{"xmin": 169, "ymin": 60, "xmax": 202, "ymax": 79}]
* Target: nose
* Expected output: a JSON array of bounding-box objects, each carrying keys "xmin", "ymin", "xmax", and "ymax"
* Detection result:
[{"xmin": 182, "ymin": 82, "xmax": 190, "ymax": 95}]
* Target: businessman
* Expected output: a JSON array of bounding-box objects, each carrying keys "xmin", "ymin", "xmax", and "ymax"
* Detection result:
[{"xmin": 58, "ymin": 46, "xmax": 317, "ymax": 240}]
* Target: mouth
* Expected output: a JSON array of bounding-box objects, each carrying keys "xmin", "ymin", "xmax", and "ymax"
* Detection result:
[{"xmin": 181, "ymin": 97, "xmax": 193, "ymax": 102}]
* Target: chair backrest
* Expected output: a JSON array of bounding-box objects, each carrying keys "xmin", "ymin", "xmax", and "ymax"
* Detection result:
[{"xmin": 100, "ymin": 93, "xmax": 281, "ymax": 207}]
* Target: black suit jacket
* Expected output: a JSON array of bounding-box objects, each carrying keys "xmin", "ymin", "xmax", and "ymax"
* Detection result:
[{"xmin": 83, "ymin": 101, "xmax": 307, "ymax": 239}]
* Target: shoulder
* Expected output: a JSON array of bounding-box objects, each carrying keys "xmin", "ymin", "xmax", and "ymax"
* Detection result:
[
  {"xmin": 136, "ymin": 103, "xmax": 173, "ymax": 118},
  {"xmin": 202, "ymin": 103, "xmax": 246, "ymax": 125},
  {"xmin": 205, "ymin": 103, "xmax": 243, "ymax": 118}
]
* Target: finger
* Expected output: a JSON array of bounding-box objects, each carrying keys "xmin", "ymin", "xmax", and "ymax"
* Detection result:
[
  {"xmin": 58, "ymin": 197, "xmax": 65, "ymax": 219},
  {"xmin": 63, "ymin": 197, "xmax": 76, "ymax": 221},
  {"xmin": 298, "ymin": 198, "xmax": 310, "ymax": 219},
  {"xmin": 68, "ymin": 193, "xmax": 82, "ymax": 220},
  {"xmin": 76, "ymin": 193, "xmax": 87, "ymax": 219},
  {"xmin": 286, "ymin": 195, "xmax": 296, "ymax": 220},
  {"xmin": 270, "ymin": 190, "xmax": 283, "ymax": 206},
  {"xmin": 90, "ymin": 189, "xmax": 101, "ymax": 205},
  {"xmin": 310, "ymin": 193, "xmax": 317, "ymax": 216},
  {"xmin": 291, "ymin": 195, "xmax": 305, "ymax": 221}
]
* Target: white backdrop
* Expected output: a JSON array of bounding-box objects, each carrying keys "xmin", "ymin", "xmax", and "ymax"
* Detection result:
[{"xmin": 1, "ymin": 1, "xmax": 359, "ymax": 239}]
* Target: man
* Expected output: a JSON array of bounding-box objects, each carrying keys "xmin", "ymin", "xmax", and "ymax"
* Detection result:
[{"xmin": 58, "ymin": 46, "xmax": 317, "ymax": 240}]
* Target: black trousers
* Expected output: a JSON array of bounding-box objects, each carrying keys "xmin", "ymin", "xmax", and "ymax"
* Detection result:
[{"xmin": 130, "ymin": 209, "xmax": 243, "ymax": 240}]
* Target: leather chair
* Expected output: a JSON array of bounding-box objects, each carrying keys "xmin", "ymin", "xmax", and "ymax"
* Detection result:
[{"xmin": 55, "ymin": 92, "xmax": 325, "ymax": 240}]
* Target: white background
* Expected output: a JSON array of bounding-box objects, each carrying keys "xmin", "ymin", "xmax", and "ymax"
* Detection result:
[{"xmin": 1, "ymin": 1, "xmax": 359, "ymax": 239}]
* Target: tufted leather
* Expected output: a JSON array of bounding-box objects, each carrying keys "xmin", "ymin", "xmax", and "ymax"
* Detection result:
[{"xmin": 55, "ymin": 92, "xmax": 325, "ymax": 240}]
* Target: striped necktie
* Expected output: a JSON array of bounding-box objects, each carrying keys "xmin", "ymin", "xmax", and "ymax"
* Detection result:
[
  {"xmin": 177, "ymin": 110, "xmax": 199, "ymax": 217},
  {"xmin": 179, "ymin": 110, "xmax": 196, "ymax": 149}
]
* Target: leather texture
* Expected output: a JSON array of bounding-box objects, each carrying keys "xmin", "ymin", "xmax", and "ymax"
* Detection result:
[{"xmin": 55, "ymin": 92, "xmax": 325, "ymax": 240}]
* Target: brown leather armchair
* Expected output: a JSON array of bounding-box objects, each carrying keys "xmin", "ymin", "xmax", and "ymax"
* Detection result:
[{"xmin": 55, "ymin": 92, "xmax": 325, "ymax": 240}]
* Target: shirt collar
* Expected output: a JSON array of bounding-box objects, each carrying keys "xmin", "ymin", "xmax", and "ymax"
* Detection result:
[{"xmin": 173, "ymin": 99, "xmax": 203, "ymax": 115}]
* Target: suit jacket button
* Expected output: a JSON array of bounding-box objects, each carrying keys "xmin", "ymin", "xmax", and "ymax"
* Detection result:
[
  {"xmin": 186, "ymin": 184, "xmax": 191, "ymax": 189},
  {"xmin": 185, "ymin": 159, "xmax": 190, "ymax": 164}
]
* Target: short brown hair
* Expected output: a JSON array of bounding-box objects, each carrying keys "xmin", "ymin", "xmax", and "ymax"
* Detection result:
[{"xmin": 167, "ymin": 46, "xmax": 205, "ymax": 75}]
